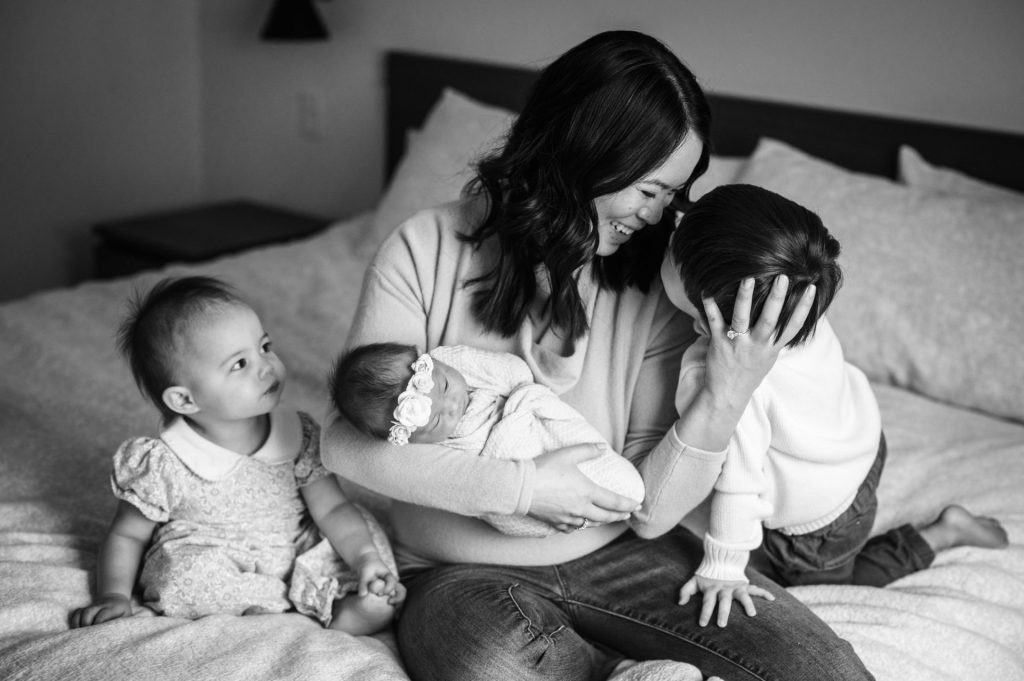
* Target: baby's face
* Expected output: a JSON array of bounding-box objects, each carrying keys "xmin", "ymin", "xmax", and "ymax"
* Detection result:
[
  {"xmin": 408, "ymin": 359, "xmax": 469, "ymax": 444},
  {"xmin": 176, "ymin": 303, "xmax": 286, "ymax": 421}
]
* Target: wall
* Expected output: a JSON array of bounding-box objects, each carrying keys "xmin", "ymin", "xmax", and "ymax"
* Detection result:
[
  {"xmin": 3, "ymin": 0, "xmax": 1022, "ymax": 301},
  {"xmin": 0, "ymin": 1, "xmax": 204, "ymax": 302},
  {"xmin": 199, "ymin": 0, "xmax": 1024, "ymax": 223},
  {"xmin": 198, "ymin": 2, "xmax": 378, "ymax": 220}
]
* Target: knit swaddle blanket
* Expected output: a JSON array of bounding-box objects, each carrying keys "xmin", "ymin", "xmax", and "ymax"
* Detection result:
[{"xmin": 430, "ymin": 345, "xmax": 645, "ymax": 537}]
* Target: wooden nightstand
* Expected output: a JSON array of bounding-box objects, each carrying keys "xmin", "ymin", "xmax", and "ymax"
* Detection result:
[{"xmin": 93, "ymin": 200, "xmax": 331, "ymax": 279}]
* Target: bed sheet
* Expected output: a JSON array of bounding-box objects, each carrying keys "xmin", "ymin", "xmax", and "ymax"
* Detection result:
[
  {"xmin": 0, "ymin": 210, "xmax": 1021, "ymax": 681},
  {"xmin": 0, "ymin": 212, "xmax": 407, "ymax": 681},
  {"xmin": 793, "ymin": 382, "xmax": 1024, "ymax": 679}
]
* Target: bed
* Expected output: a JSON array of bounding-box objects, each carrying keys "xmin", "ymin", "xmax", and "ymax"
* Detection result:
[{"xmin": 2, "ymin": 49, "xmax": 1023, "ymax": 681}]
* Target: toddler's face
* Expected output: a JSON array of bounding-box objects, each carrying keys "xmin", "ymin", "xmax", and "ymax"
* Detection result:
[
  {"xmin": 408, "ymin": 359, "xmax": 469, "ymax": 444},
  {"xmin": 176, "ymin": 303, "xmax": 286, "ymax": 422},
  {"xmin": 660, "ymin": 249, "xmax": 699, "ymax": 317},
  {"xmin": 660, "ymin": 249, "xmax": 710, "ymax": 336}
]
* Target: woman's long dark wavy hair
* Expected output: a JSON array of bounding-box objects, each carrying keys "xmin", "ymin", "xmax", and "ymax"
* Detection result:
[{"xmin": 463, "ymin": 30, "xmax": 712, "ymax": 339}]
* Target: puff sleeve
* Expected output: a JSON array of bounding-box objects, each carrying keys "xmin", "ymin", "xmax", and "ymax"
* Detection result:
[{"xmin": 109, "ymin": 437, "xmax": 181, "ymax": 523}]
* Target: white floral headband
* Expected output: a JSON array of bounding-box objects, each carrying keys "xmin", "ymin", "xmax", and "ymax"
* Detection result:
[{"xmin": 387, "ymin": 353, "xmax": 434, "ymax": 446}]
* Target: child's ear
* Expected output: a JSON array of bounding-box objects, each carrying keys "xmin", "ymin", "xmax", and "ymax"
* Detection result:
[{"xmin": 162, "ymin": 386, "xmax": 199, "ymax": 415}]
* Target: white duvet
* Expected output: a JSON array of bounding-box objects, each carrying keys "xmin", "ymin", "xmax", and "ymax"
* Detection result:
[{"xmin": 0, "ymin": 213, "xmax": 1021, "ymax": 681}]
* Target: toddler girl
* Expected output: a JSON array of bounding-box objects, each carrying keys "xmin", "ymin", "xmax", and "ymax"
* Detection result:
[
  {"xmin": 329, "ymin": 343, "xmax": 645, "ymax": 536},
  {"xmin": 70, "ymin": 276, "xmax": 403, "ymax": 634},
  {"xmin": 660, "ymin": 184, "xmax": 1008, "ymax": 627}
]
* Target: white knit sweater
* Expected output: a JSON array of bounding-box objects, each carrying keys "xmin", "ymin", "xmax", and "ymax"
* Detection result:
[{"xmin": 675, "ymin": 317, "xmax": 881, "ymax": 583}]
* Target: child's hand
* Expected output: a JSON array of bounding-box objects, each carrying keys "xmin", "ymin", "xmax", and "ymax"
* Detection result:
[
  {"xmin": 356, "ymin": 554, "xmax": 405, "ymax": 605},
  {"xmin": 678, "ymin": 575, "xmax": 775, "ymax": 627},
  {"xmin": 380, "ymin": 581, "xmax": 407, "ymax": 606},
  {"xmin": 69, "ymin": 593, "xmax": 132, "ymax": 628}
]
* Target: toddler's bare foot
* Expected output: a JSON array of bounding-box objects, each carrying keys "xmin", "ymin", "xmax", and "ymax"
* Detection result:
[{"xmin": 920, "ymin": 505, "xmax": 1008, "ymax": 552}]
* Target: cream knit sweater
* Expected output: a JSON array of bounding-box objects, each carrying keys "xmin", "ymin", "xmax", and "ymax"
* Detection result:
[{"xmin": 321, "ymin": 197, "xmax": 725, "ymax": 568}]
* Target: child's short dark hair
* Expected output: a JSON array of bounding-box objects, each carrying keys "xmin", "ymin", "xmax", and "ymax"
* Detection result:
[
  {"xmin": 329, "ymin": 342, "xmax": 419, "ymax": 439},
  {"xmin": 669, "ymin": 184, "xmax": 843, "ymax": 347},
  {"xmin": 117, "ymin": 275, "xmax": 244, "ymax": 424}
]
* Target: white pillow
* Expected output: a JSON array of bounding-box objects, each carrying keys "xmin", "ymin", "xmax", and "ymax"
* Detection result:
[
  {"xmin": 690, "ymin": 156, "xmax": 746, "ymax": 201},
  {"xmin": 898, "ymin": 145, "xmax": 1023, "ymax": 202},
  {"xmin": 362, "ymin": 89, "xmax": 515, "ymax": 256},
  {"xmin": 738, "ymin": 138, "xmax": 1024, "ymax": 423}
]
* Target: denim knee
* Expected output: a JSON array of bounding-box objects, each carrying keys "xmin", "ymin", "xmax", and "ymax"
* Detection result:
[{"xmin": 397, "ymin": 567, "xmax": 611, "ymax": 681}]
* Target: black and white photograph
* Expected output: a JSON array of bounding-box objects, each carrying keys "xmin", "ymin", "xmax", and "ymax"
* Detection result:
[{"xmin": 2, "ymin": 2, "xmax": 1022, "ymax": 680}]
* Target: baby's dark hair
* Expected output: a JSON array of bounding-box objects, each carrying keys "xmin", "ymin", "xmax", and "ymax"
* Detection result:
[
  {"xmin": 669, "ymin": 184, "xmax": 842, "ymax": 347},
  {"xmin": 117, "ymin": 275, "xmax": 245, "ymax": 424},
  {"xmin": 329, "ymin": 342, "xmax": 419, "ymax": 438}
]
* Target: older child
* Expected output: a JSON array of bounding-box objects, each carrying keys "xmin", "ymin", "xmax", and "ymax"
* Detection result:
[
  {"xmin": 660, "ymin": 184, "xmax": 1008, "ymax": 627},
  {"xmin": 70, "ymin": 276, "xmax": 403, "ymax": 635},
  {"xmin": 329, "ymin": 343, "xmax": 645, "ymax": 536}
]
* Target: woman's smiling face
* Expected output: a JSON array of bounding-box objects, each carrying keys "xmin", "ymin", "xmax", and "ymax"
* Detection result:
[{"xmin": 592, "ymin": 134, "xmax": 704, "ymax": 257}]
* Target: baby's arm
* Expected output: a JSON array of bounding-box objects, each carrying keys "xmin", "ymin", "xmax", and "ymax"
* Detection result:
[
  {"xmin": 301, "ymin": 476, "xmax": 403, "ymax": 604},
  {"xmin": 69, "ymin": 500, "xmax": 157, "ymax": 628}
]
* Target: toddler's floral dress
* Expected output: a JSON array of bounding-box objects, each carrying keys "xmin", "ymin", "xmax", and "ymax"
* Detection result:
[{"xmin": 111, "ymin": 409, "xmax": 395, "ymax": 625}]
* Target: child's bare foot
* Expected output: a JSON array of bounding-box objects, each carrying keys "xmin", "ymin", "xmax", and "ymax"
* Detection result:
[{"xmin": 920, "ymin": 505, "xmax": 1009, "ymax": 552}]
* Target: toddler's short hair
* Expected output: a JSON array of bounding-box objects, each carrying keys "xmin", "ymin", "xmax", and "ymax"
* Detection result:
[
  {"xmin": 117, "ymin": 275, "xmax": 244, "ymax": 424},
  {"xmin": 669, "ymin": 184, "xmax": 842, "ymax": 347},
  {"xmin": 329, "ymin": 342, "xmax": 419, "ymax": 438}
]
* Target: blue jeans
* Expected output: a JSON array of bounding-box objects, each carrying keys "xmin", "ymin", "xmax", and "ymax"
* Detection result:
[
  {"xmin": 396, "ymin": 526, "xmax": 874, "ymax": 681},
  {"xmin": 762, "ymin": 433, "xmax": 934, "ymax": 587}
]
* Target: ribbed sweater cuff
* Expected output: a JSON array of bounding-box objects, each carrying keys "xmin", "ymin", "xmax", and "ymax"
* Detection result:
[
  {"xmin": 670, "ymin": 420, "xmax": 729, "ymax": 461},
  {"xmin": 513, "ymin": 459, "xmax": 537, "ymax": 515},
  {"xmin": 695, "ymin": 533, "xmax": 752, "ymax": 583}
]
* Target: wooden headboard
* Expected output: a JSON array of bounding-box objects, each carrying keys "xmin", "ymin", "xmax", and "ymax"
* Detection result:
[{"xmin": 385, "ymin": 50, "xmax": 1024, "ymax": 192}]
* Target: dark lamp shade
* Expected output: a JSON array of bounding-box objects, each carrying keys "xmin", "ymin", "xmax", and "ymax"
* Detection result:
[{"xmin": 260, "ymin": 0, "xmax": 329, "ymax": 41}]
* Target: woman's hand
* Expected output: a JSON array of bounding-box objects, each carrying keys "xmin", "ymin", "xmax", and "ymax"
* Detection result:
[
  {"xmin": 703, "ymin": 275, "xmax": 815, "ymax": 412},
  {"xmin": 674, "ymin": 275, "xmax": 816, "ymax": 452},
  {"xmin": 528, "ymin": 444, "xmax": 640, "ymax": 532}
]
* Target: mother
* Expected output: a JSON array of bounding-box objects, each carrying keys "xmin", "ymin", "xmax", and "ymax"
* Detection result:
[{"xmin": 323, "ymin": 30, "xmax": 873, "ymax": 681}]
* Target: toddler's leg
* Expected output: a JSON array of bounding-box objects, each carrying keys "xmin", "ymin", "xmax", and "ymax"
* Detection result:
[
  {"xmin": 329, "ymin": 592, "xmax": 397, "ymax": 636},
  {"xmin": 290, "ymin": 527, "xmax": 402, "ymax": 633},
  {"xmin": 141, "ymin": 543, "xmax": 290, "ymax": 617},
  {"xmin": 770, "ymin": 525, "xmax": 927, "ymax": 587},
  {"xmin": 768, "ymin": 506, "xmax": 1008, "ymax": 588}
]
